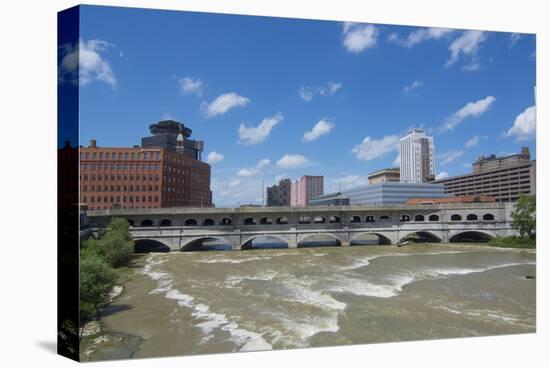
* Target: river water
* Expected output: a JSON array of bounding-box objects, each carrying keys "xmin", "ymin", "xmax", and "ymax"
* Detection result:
[{"xmin": 91, "ymin": 244, "xmax": 536, "ymax": 360}]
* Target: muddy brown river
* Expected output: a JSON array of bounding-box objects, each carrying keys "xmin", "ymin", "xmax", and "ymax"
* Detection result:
[{"xmin": 82, "ymin": 243, "xmax": 536, "ymax": 361}]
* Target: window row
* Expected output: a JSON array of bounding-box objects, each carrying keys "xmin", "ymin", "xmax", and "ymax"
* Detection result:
[
  {"xmin": 82, "ymin": 195, "xmax": 159, "ymax": 203},
  {"xmin": 81, "ymin": 174, "xmax": 159, "ymax": 181},
  {"xmin": 82, "ymin": 185, "xmax": 159, "ymax": 192},
  {"xmin": 81, "ymin": 163, "xmax": 160, "ymax": 171},
  {"xmin": 81, "ymin": 151, "xmax": 160, "ymax": 161}
]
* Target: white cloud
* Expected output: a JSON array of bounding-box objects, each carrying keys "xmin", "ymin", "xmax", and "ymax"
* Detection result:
[
  {"xmin": 178, "ymin": 77, "xmax": 205, "ymax": 96},
  {"xmin": 445, "ymin": 30, "xmax": 487, "ymax": 68},
  {"xmin": 276, "ymin": 155, "xmax": 310, "ymax": 169},
  {"xmin": 342, "ymin": 22, "xmax": 378, "ymax": 53},
  {"xmin": 299, "ymin": 81, "xmax": 343, "ymax": 101},
  {"xmin": 206, "ymin": 151, "xmax": 224, "ymax": 164},
  {"xmin": 303, "ymin": 119, "xmax": 335, "ymax": 142},
  {"xmin": 505, "ymin": 105, "xmax": 536, "ymax": 140},
  {"xmin": 237, "ymin": 158, "xmax": 270, "ymax": 177},
  {"xmin": 201, "ymin": 92, "xmax": 250, "ymax": 117},
  {"xmin": 509, "ymin": 33, "xmax": 521, "ymax": 48},
  {"xmin": 389, "ymin": 27, "xmax": 454, "ymax": 48},
  {"xmin": 60, "ymin": 38, "xmax": 117, "ymax": 88},
  {"xmin": 465, "ymin": 134, "xmax": 487, "ymax": 148},
  {"xmin": 352, "ymin": 135, "xmax": 400, "ymax": 161},
  {"xmin": 440, "ymin": 96, "xmax": 496, "ymax": 132},
  {"xmin": 403, "ymin": 80, "xmax": 423, "ymax": 95},
  {"xmin": 435, "ymin": 171, "xmax": 450, "ymax": 180},
  {"xmin": 238, "ymin": 113, "xmax": 283, "ymax": 145},
  {"xmin": 228, "ymin": 178, "xmax": 241, "ymax": 188},
  {"xmin": 438, "ymin": 150, "xmax": 465, "ymax": 165},
  {"xmin": 393, "ymin": 153, "xmax": 401, "ymax": 167}
]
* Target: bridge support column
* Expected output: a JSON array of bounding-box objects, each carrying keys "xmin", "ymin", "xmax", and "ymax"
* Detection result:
[
  {"xmin": 231, "ymin": 244, "xmax": 241, "ymax": 251},
  {"xmin": 341, "ymin": 241, "xmax": 350, "ymax": 247}
]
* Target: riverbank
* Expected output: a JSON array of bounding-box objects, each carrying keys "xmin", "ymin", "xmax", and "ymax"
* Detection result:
[
  {"xmin": 488, "ymin": 236, "xmax": 536, "ymax": 249},
  {"xmin": 79, "ymin": 255, "xmax": 147, "ymax": 361}
]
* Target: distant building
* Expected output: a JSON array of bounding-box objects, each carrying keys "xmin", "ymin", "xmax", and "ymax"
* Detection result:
[
  {"xmin": 406, "ymin": 195, "xmax": 496, "ymax": 205},
  {"xmin": 368, "ymin": 167, "xmax": 400, "ymax": 184},
  {"xmin": 400, "ymin": 129, "xmax": 435, "ymax": 183},
  {"xmin": 266, "ymin": 179, "xmax": 291, "ymax": 207},
  {"xmin": 308, "ymin": 192, "xmax": 350, "ymax": 206},
  {"xmin": 80, "ymin": 120, "xmax": 212, "ymax": 211},
  {"xmin": 141, "ymin": 120, "xmax": 204, "ymax": 160},
  {"xmin": 434, "ymin": 148, "xmax": 535, "ymax": 202},
  {"xmin": 473, "ymin": 147, "xmax": 531, "ymax": 173},
  {"xmin": 290, "ymin": 175, "xmax": 324, "ymax": 207},
  {"xmin": 313, "ymin": 182, "xmax": 447, "ymax": 206}
]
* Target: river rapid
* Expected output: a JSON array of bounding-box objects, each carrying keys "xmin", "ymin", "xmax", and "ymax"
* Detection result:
[{"xmin": 85, "ymin": 243, "xmax": 536, "ymax": 360}]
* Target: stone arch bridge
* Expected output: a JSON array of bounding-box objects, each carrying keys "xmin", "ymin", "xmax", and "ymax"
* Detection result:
[{"xmin": 87, "ymin": 202, "xmax": 517, "ymax": 251}]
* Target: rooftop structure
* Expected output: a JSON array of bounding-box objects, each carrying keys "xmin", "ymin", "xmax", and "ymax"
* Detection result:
[
  {"xmin": 141, "ymin": 120, "xmax": 204, "ymax": 160},
  {"xmin": 368, "ymin": 167, "xmax": 400, "ymax": 184},
  {"xmin": 473, "ymin": 147, "xmax": 531, "ymax": 173},
  {"xmin": 406, "ymin": 195, "xmax": 496, "ymax": 205}
]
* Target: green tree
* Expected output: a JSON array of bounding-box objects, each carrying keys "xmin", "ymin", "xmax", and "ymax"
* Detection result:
[
  {"xmin": 511, "ymin": 194, "xmax": 536, "ymax": 239},
  {"xmin": 79, "ymin": 254, "xmax": 118, "ymax": 321},
  {"xmin": 82, "ymin": 217, "xmax": 134, "ymax": 268}
]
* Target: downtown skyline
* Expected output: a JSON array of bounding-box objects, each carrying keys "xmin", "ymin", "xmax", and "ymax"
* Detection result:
[{"xmin": 68, "ymin": 5, "xmax": 537, "ymax": 207}]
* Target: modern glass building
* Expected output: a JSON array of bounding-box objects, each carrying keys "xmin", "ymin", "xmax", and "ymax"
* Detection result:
[{"xmin": 310, "ymin": 182, "xmax": 447, "ymax": 206}]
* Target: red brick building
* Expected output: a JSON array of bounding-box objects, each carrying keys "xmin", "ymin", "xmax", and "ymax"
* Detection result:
[{"xmin": 80, "ymin": 121, "xmax": 212, "ymax": 210}]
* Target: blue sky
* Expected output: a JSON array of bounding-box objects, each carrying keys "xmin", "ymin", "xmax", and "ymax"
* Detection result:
[{"xmin": 67, "ymin": 5, "xmax": 536, "ymax": 207}]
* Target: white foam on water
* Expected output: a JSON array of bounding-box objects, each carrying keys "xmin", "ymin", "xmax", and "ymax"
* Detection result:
[
  {"xmin": 142, "ymin": 254, "xmax": 273, "ymax": 351},
  {"xmin": 424, "ymin": 262, "xmax": 536, "ymax": 278},
  {"xmin": 224, "ymin": 271, "xmax": 279, "ymax": 287},
  {"xmin": 282, "ymin": 277, "xmax": 347, "ymax": 311},
  {"xmin": 340, "ymin": 250, "xmax": 471, "ymax": 271},
  {"xmin": 198, "ymin": 256, "xmax": 273, "ymax": 264},
  {"xmin": 328, "ymin": 274, "xmax": 416, "ymax": 298}
]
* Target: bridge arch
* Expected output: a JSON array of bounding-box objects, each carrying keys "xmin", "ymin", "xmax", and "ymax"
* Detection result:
[
  {"xmin": 127, "ymin": 219, "xmax": 135, "ymax": 227},
  {"xmin": 184, "ymin": 218, "xmax": 198, "ymax": 226},
  {"xmin": 400, "ymin": 214, "xmax": 411, "ymax": 222},
  {"xmin": 159, "ymin": 218, "xmax": 172, "ymax": 227},
  {"xmin": 365, "ymin": 215, "xmax": 376, "ymax": 223},
  {"xmin": 449, "ymin": 230, "xmax": 495, "ymax": 243},
  {"xmin": 329, "ymin": 215, "xmax": 341, "ymax": 223},
  {"xmin": 220, "ymin": 217, "xmax": 232, "ymax": 225},
  {"xmin": 134, "ymin": 238, "xmax": 171, "ymax": 253},
  {"xmin": 428, "ymin": 214, "xmax": 440, "ymax": 222},
  {"xmin": 450, "ymin": 214, "xmax": 462, "ymax": 221},
  {"xmin": 483, "ymin": 213, "xmax": 495, "ymax": 221},
  {"xmin": 140, "ymin": 219, "xmax": 154, "ymax": 227},
  {"xmin": 414, "ymin": 214, "xmax": 425, "ymax": 222},
  {"xmin": 399, "ymin": 231, "xmax": 441, "ymax": 244},
  {"xmin": 202, "ymin": 218, "xmax": 216, "ymax": 226},
  {"xmin": 350, "ymin": 232, "xmax": 392, "ymax": 245},
  {"xmin": 243, "ymin": 217, "xmax": 256, "ymax": 225},
  {"xmin": 297, "ymin": 233, "xmax": 342, "ymax": 248},
  {"xmin": 466, "ymin": 214, "xmax": 479, "ymax": 221},
  {"xmin": 241, "ymin": 234, "xmax": 289, "ymax": 250},
  {"xmin": 379, "ymin": 215, "xmax": 391, "ymax": 222},
  {"xmin": 276, "ymin": 216, "xmax": 289, "ymax": 224},
  {"xmin": 350, "ymin": 215, "xmax": 362, "ymax": 223},
  {"xmin": 181, "ymin": 236, "xmax": 234, "ymax": 251},
  {"xmin": 313, "ymin": 216, "xmax": 326, "ymax": 224},
  {"xmin": 298, "ymin": 216, "xmax": 311, "ymax": 224},
  {"xmin": 260, "ymin": 217, "xmax": 273, "ymax": 225}
]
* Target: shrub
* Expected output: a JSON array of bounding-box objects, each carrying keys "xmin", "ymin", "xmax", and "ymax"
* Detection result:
[{"xmin": 79, "ymin": 253, "xmax": 118, "ymax": 321}]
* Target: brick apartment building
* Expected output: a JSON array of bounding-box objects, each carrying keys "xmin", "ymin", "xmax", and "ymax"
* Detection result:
[
  {"xmin": 434, "ymin": 147, "xmax": 535, "ymax": 202},
  {"xmin": 80, "ymin": 120, "xmax": 212, "ymax": 210}
]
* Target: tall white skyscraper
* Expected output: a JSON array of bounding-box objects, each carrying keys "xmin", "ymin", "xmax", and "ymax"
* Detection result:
[{"xmin": 400, "ymin": 129, "xmax": 435, "ymax": 183}]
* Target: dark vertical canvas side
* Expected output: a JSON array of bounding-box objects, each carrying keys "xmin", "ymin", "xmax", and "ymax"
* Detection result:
[{"xmin": 57, "ymin": 5, "xmax": 80, "ymax": 361}]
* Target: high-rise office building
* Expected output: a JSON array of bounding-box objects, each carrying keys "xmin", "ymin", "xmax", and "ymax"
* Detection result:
[
  {"xmin": 290, "ymin": 176, "xmax": 324, "ymax": 207},
  {"xmin": 400, "ymin": 129, "xmax": 435, "ymax": 183},
  {"xmin": 266, "ymin": 179, "xmax": 292, "ymax": 207}
]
